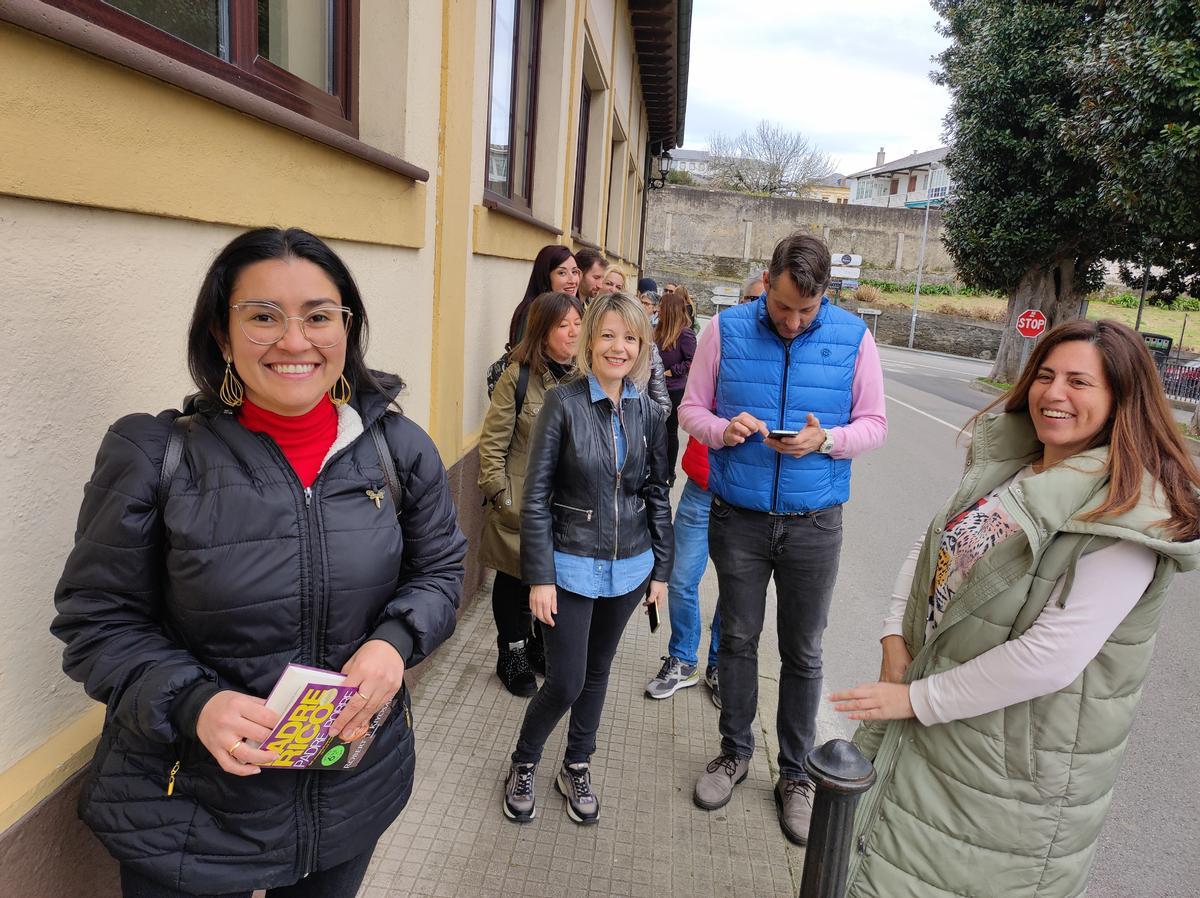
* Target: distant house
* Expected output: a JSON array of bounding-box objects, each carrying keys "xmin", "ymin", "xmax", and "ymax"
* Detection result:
[
  {"xmin": 803, "ymin": 174, "xmax": 850, "ymax": 204},
  {"xmin": 847, "ymin": 147, "xmax": 952, "ymax": 208},
  {"xmin": 668, "ymin": 148, "xmax": 711, "ymax": 179}
]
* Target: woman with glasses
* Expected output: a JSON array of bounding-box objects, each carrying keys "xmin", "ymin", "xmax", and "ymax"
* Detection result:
[{"xmin": 52, "ymin": 227, "xmax": 466, "ymax": 898}]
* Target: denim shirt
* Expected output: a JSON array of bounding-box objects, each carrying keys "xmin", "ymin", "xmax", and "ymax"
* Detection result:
[{"xmin": 553, "ymin": 375, "xmax": 655, "ymax": 598}]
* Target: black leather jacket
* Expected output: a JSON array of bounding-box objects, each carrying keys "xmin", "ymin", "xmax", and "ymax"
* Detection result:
[
  {"xmin": 521, "ymin": 378, "xmax": 673, "ymax": 585},
  {"xmin": 648, "ymin": 344, "xmax": 671, "ymax": 412}
]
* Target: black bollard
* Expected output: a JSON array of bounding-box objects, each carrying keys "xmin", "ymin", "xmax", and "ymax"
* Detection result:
[{"xmin": 797, "ymin": 738, "xmax": 877, "ymax": 898}]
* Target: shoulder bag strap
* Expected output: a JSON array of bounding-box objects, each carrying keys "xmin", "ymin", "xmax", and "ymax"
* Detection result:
[
  {"xmin": 508, "ymin": 364, "xmax": 531, "ymax": 452},
  {"xmin": 158, "ymin": 414, "xmax": 191, "ymax": 509},
  {"xmin": 369, "ymin": 419, "xmax": 403, "ymax": 518}
]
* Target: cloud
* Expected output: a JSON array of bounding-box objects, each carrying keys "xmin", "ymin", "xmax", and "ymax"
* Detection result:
[{"xmin": 682, "ymin": 0, "xmax": 951, "ymax": 173}]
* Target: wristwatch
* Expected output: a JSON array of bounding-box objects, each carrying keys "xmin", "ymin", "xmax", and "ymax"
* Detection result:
[{"xmin": 819, "ymin": 428, "xmax": 835, "ymax": 454}]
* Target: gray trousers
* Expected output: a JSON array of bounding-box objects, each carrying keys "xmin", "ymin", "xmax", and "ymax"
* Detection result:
[{"xmin": 708, "ymin": 496, "xmax": 843, "ymax": 780}]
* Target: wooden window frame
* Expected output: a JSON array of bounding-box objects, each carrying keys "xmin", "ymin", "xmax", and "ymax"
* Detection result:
[
  {"xmin": 36, "ymin": 0, "xmax": 359, "ymax": 135},
  {"xmin": 570, "ymin": 80, "xmax": 591, "ymax": 237},
  {"xmin": 483, "ymin": 0, "xmax": 542, "ymax": 214}
]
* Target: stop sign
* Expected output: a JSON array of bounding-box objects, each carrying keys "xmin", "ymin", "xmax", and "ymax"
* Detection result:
[{"xmin": 1016, "ymin": 309, "xmax": 1048, "ymax": 338}]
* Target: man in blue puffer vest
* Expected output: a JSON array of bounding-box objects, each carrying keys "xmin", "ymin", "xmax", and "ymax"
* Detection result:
[{"xmin": 679, "ymin": 233, "xmax": 887, "ymax": 845}]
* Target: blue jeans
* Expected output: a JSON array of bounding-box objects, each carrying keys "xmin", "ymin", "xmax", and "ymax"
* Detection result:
[
  {"xmin": 708, "ymin": 497, "xmax": 843, "ymax": 781},
  {"xmin": 666, "ymin": 479, "xmax": 721, "ymax": 669}
]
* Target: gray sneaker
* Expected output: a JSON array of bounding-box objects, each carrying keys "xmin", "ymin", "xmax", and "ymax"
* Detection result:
[
  {"xmin": 693, "ymin": 753, "xmax": 749, "ymax": 810},
  {"xmin": 774, "ymin": 778, "xmax": 815, "ymax": 845},
  {"xmin": 645, "ymin": 655, "xmax": 700, "ymax": 699},
  {"xmin": 555, "ymin": 762, "xmax": 599, "ymax": 824},
  {"xmin": 503, "ymin": 762, "xmax": 537, "ymax": 822},
  {"xmin": 704, "ymin": 665, "xmax": 721, "ymax": 709}
]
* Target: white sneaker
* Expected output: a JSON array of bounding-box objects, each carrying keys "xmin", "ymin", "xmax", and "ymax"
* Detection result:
[{"xmin": 645, "ymin": 656, "xmax": 699, "ymax": 699}]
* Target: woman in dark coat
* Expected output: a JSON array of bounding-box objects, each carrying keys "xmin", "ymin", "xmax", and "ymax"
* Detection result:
[{"xmin": 52, "ymin": 227, "xmax": 466, "ymax": 898}]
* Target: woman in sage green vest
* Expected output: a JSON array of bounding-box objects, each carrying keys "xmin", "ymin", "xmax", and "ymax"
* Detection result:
[
  {"xmin": 831, "ymin": 320, "xmax": 1200, "ymax": 898},
  {"xmin": 479, "ymin": 292, "xmax": 582, "ymax": 696}
]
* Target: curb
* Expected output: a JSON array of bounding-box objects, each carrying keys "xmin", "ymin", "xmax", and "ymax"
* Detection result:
[{"xmin": 876, "ymin": 341, "xmax": 994, "ymax": 365}]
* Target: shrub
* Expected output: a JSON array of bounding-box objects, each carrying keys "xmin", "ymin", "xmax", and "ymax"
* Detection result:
[
  {"xmin": 1171, "ymin": 296, "xmax": 1200, "ymax": 312},
  {"xmin": 854, "ymin": 284, "xmax": 884, "ymax": 303},
  {"xmin": 1105, "ymin": 292, "xmax": 1139, "ymax": 308},
  {"xmin": 861, "ymin": 278, "xmax": 905, "ymax": 293}
]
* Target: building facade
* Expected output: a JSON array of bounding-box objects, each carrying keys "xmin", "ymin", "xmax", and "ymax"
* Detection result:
[
  {"xmin": 0, "ymin": 2, "xmax": 689, "ymax": 894},
  {"xmin": 848, "ymin": 146, "xmax": 952, "ymax": 208}
]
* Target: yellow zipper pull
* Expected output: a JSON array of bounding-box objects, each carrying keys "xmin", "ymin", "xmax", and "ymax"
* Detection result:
[
  {"xmin": 404, "ymin": 703, "xmax": 412, "ymax": 729},
  {"xmin": 166, "ymin": 761, "xmax": 181, "ymax": 796}
]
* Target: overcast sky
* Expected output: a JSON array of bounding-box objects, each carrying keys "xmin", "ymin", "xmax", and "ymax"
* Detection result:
[{"xmin": 682, "ymin": 0, "xmax": 951, "ymax": 175}]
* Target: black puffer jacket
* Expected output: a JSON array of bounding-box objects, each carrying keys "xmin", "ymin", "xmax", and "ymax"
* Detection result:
[
  {"xmin": 51, "ymin": 382, "xmax": 466, "ymax": 894},
  {"xmin": 521, "ymin": 378, "xmax": 673, "ymax": 585}
]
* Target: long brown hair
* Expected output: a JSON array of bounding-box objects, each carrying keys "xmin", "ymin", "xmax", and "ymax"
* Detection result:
[
  {"xmin": 508, "ymin": 292, "xmax": 583, "ymax": 376},
  {"xmin": 977, "ymin": 319, "xmax": 1200, "ymax": 539},
  {"xmin": 655, "ymin": 291, "xmax": 691, "ymax": 351}
]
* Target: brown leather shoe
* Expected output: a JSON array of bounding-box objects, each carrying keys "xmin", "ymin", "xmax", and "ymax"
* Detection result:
[{"xmin": 774, "ymin": 778, "xmax": 815, "ymax": 845}]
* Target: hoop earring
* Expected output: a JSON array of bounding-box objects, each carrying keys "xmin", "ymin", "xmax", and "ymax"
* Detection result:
[
  {"xmin": 220, "ymin": 358, "xmax": 244, "ymax": 407},
  {"xmin": 329, "ymin": 374, "xmax": 352, "ymax": 407}
]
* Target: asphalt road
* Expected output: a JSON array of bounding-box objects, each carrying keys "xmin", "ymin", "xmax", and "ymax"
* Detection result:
[{"xmin": 820, "ymin": 345, "xmax": 1200, "ymax": 898}]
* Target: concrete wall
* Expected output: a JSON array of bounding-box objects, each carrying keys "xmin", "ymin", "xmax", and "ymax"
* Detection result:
[{"xmin": 644, "ymin": 186, "xmax": 955, "ymax": 311}]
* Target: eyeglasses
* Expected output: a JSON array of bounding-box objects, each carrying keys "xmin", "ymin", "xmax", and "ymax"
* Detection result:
[{"xmin": 230, "ymin": 302, "xmax": 352, "ymax": 348}]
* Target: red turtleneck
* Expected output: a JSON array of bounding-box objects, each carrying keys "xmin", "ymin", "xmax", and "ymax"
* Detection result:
[{"xmin": 238, "ymin": 396, "xmax": 339, "ymax": 487}]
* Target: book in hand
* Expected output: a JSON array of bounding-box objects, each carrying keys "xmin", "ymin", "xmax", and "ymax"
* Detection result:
[{"xmin": 246, "ymin": 663, "xmax": 392, "ymax": 770}]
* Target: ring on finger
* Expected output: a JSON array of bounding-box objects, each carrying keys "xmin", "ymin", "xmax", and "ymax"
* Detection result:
[{"xmin": 228, "ymin": 738, "xmax": 244, "ymax": 757}]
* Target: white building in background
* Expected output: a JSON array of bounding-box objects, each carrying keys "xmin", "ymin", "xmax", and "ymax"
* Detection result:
[
  {"xmin": 667, "ymin": 147, "xmax": 711, "ymax": 179},
  {"xmin": 848, "ymin": 146, "xmax": 952, "ymax": 208}
]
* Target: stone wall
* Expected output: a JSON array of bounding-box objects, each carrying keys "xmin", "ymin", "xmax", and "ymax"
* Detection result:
[
  {"xmin": 643, "ymin": 186, "xmax": 956, "ymax": 315},
  {"xmin": 853, "ymin": 302, "xmax": 1003, "ymax": 360}
]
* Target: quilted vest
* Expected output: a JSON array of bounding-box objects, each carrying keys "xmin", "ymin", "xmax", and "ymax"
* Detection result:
[
  {"xmin": 708, "ymin": 297, "xmax": 866, "ymax": 512},
  {"xmin": 846, "ymin": 412, "xmax": 1199, "ymax": 898}
]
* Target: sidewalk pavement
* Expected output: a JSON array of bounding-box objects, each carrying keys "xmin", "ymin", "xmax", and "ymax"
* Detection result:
[{"xmin": 356, "ymin": 542, "xmax": 845, "ymax": 897}]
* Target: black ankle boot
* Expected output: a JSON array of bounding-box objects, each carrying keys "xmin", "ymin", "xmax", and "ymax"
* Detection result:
[
  {"xmin": 497, "ymin": 640, "xmax": 538, "ymax": 697},
  {"xmin": 526, "ymin": 625, "xmax": 546, "ymax": 675}
]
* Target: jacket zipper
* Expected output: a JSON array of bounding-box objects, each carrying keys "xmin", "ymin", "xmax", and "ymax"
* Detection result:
[
  {"xmin": 553, "ymin": 501, "xmax": 594, "ymax": 521},
  {"xmin": 610, "ymin": 399, "xmax": 628, "ymax": 560},
  {"xmin": 166, "ymin": 760, "xmax": 180, "ymax": 796},
  {"xmin": 253, "ymin": 429, "xmax": 363, "ymax": 879},
  {"xmin": 772, "ymin": 338, "xmax": 793, "ymax": 513}
]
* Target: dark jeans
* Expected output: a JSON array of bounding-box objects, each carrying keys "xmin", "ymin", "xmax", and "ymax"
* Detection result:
[
  {"xmin": 119, "ymin": 847, "xmax": 375, "ymax": 898},
  {"xmin": 512, "ymin": 580, "xmax": 647, "ymax": 765},
  {"xmin": 666, "ymin": 387, "xmax": 685, "ymax": 484},
  {"xmin": 492, "ymin": 569, "xmax": 532, "ymax": 645},
  {"xmin": 708, "ymin": 497, "xmax": 843, "ymax": 780}
]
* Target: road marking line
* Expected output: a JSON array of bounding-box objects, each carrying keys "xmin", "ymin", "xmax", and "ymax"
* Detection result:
[{"xmin": 885, "ymin": 394, "xmax": 963, "ymax": 432}]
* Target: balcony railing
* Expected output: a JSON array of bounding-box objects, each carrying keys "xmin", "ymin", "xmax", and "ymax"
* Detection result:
[{"xmin": 853, "ymin": 188, "xmax": 946, "ymax": 208}]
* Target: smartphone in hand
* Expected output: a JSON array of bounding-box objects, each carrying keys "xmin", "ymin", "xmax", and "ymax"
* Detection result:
[
  {"xmin": 768, "ymin": 429, "xmax": 800, "ymax": 440},
  {"xmin": 646, "ymin": 596, "xmax": 660, "ymax": 633}
]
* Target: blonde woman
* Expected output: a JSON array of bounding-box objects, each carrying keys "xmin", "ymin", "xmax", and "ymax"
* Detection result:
[
  {"xmin": 600, "ymin": 265, "xmax": 626, "ymax": 295},
  {"xmin": 502, "ymin": 293, "xmax": 673, "ymax": 825}
]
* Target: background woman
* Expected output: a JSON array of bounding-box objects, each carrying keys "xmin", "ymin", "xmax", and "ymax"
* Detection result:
[
  {"xmin": 832, "ymin": 319, "xmax": 1200, "ymax": 898},
  {"xmin": 502, "ymin": 293, "xmax": 673, "ymax": 826},
  {"xmin": 52, "ymin": 228, "xmax": 467, "ymax": 898},
  {"xmin": 600, "ymin": 265, "xmax": 626, "ymax": 295},
  {"xmin": 479, "ymin": 292, "xmax": 583, "ymax": 696},
  {"xmin": 508, "ymin": 245, "xmax": 580, "ymax": 349},
  {"xmin": 655, "ymin": 290, "xmax": 697, "ymax": 483}
]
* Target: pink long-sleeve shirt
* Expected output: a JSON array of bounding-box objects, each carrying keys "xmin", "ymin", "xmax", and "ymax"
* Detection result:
[{"xmin": 678, "ymin": 313, "xmax": 888, "ymax": 458}]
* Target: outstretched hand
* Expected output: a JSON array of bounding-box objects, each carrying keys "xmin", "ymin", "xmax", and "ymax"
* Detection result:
[{"xmin": 830, "ymin": 682, "xmax": 915, "ymax": 722}]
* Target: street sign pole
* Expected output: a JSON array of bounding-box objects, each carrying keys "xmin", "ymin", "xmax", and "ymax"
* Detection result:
[{"xmin": 908, "ymin": 198, "xmax": 933, "ymax": 349}]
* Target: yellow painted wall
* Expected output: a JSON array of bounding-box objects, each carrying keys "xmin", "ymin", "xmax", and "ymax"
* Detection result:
[{"xmin": 0, "ymin": 24, "xmax": 427, "ymax": 248}]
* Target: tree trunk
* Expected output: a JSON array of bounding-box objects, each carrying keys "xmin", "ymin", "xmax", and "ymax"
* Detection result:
[{"xmin": 989, "ymin": 256, "xmax": 1085, "ymax": 384}]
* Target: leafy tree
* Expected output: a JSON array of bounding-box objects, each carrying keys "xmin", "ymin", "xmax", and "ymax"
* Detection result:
[
  {"xmin": 666, "ymin": 169, "xmax": 697, "ymax": 186},
  {"xmin": 1065, "ymin": 0, "xmax": 1200, "ymax": 424},
  {"xmin": 706, "ymin": 120, "xmax": 834, "ymax": 197},
  {"xmin": 932, "ymin": 0, "xmax": 1121, "ymax": 382}
]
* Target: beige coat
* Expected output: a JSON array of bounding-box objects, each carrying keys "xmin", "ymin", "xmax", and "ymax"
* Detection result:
[{"xmin": 477, "ymin": 363, "xmax": 570, "ymax": 578}]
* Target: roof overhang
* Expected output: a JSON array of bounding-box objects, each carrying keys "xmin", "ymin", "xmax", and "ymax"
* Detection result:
[{"xmin": 630, "ymin": 0, "xmax": 692, "ymax": 152}]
